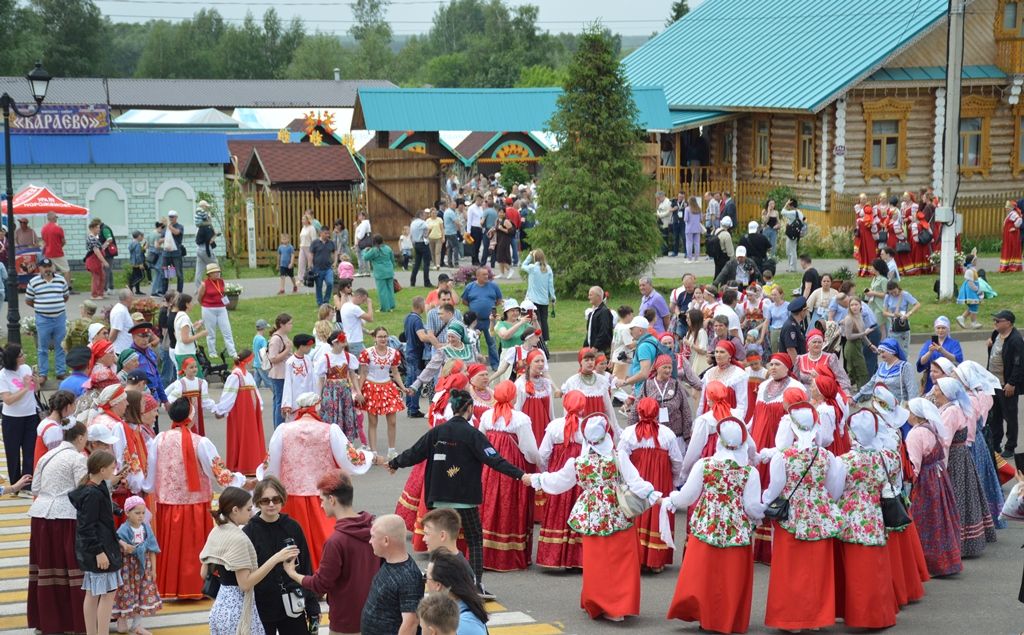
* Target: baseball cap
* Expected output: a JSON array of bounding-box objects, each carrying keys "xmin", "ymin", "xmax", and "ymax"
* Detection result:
[
  {"xmin": 748, "ymin": 221, "xmax": 759, "ymax": 234},
  {"xmin": 38, "ymin": 257, "xmax": 53, "ymax": 267},
  {"xmin": 627, "ymin": 316, "xmax": 650, "ymax": 330},
  {"xmin": 88, "ymin": 425, "xmax": 120, "ymax": 445},
  {"xmin": 255, "ymin": 319, "xmax": 269, "ymax": 330},
  {"xmin": 125, "ymin": 369, "xmax": 148, "ymax": 383},
  {"xmin": 721, "ymin": 216, "xmax": 733, "ymax": 228},
  {"xmin": 167, "ymin": 210, "xmax": 178, "ymax": 217},
  {"xmin": 993, "ymin": 310, "xmax": 1016, "ymax": 324},
  {"xmin": 735, "ymin": 246, "xmax": 747, "ymax": 258},
  {"xmin": 437, "ymin": 273, "xmax": 451, "ymax": 283}
]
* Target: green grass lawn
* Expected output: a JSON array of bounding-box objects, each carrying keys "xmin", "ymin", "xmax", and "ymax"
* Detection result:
[{"xmin": 20, "ymin": 269, "xmax": 1022, "ymax": 372}]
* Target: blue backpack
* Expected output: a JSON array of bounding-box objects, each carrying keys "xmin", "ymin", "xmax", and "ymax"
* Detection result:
[{"xmin": 636, "ymin": 334, "xmax": 677, "ymax": 379}]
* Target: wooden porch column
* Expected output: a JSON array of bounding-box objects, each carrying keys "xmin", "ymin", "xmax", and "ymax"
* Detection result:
[
  {"xmin": 832, "ymin": 98, "xmax": 847, "ymax": 194},
  {"xmin": 820, "ymin": 109, "xmax": 829, "ymax": 210},
  {"xmin": 731, "ymin": 120, "xmax": 738, "ymax": 190},
  {"xmin": 932, "ymin": 88, "xmax": 946, "ymax": 199},
  {"xmin": 674, "ymin": 132, "xmax": 682, "ymax": 189}
]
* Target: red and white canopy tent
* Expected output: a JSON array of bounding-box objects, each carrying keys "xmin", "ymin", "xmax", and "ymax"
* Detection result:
[{"xmin": 0, "ymin": 184, "xmax": 90, "ymax": 218}]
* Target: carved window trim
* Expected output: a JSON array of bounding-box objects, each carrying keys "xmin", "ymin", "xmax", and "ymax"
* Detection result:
[
  {"xmin": 794, "ymin": 117, "xmax": 816, "ymax": 180},
  {"xmin": 752, "ymin": 116, "xmax": 771, "ymax": 178},
  {"xmin": 958, "ymin": 95, "xmax": 998, "ymax": 178},
  {"xmin": 861, "ymin": 98, "xmax": 913, "ymax": 181}
]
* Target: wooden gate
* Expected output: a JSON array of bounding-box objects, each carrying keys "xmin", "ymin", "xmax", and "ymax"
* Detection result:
[{"xmin": 363, "ymin": 148, "xmax": 442, "ymax": 241}]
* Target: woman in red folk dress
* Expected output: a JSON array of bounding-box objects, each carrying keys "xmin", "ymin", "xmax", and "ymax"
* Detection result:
[
  {"xmin": 697, "ymin": 341, "xmax": 748, "ymax": 421},
  {"xmin": 479, "ymin": 380, "xmax": 541, "ymax": 571},
  {"xmin": 618, "ymin": 397, "xmax": 683, "ymax": 572},
  {"xmin": 1000, "ymin": 200, "xmax": 1023, "ymax": 273},
  {"xmin": 664, "ymin": 417, "xmax": 763, "ymax": 634},
  {"xmin": 515, "ymin": 349, "xmax": 555, "ymax": 518},
  {"xmin": 467, "ymin": 363, "xmax": 494, "ymax": 426},
  {"xmin": 258, "ymin": 391, "xmax": 373, "ymax": 570},
  {"xmin": 560, "ymin": 348, "xmax": 617, "ymax": 425},
  {"xmin": 909, "ymin": 211, "xmax": 934, "ymax": 276},
  {"xmin": 855, "ymin": 205, "xmax": 878, "ymax": 277},
  {"xmin": 536, "ymin": 390, "xmax": 588, "ymax": 569},
  {"xmin": 212, "ymin": 350, "xmax": 266, "ymax": 474},
  {"xmin": 142, "ymin": 397, "xmax": 246, "ymax": 599},
  {"xmin": 835, "ymin": 409, "xmax": 898, "ymax": 629},
  {"xmin": 751, "ymin": 355, "xmax": 805, "ymax": 564},
  {"xmin": 813, "ymin": 374, "xmax": 851, "ymax": 457},
  {"xmin": 682, "ymin": 380, "xmax": 746, "ymax": 474},
  {"xmin": 763, "ymin": 403, "xmax": 845, "ymax": 631},
  {"xmin": 891, "ymin": 208, "xmax": 914, "ymax": 276},
  {"xmin": 358, "ymin": 327, "xmax": 409, "ymax": 455}
]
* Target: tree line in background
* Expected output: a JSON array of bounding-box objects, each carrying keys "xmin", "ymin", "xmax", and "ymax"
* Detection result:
[{"xmin": 0, "ymin": 0, "xmax": 677, "ymax": 87}]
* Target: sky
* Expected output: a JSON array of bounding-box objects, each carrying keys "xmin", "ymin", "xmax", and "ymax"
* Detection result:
[{"xmin": 93, "ymin": 0, "xmax": 706, "ymax": 37}]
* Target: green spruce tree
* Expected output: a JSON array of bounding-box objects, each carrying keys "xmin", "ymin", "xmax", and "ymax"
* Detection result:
[
  {"xmin": 667, "ymin": 1, "xmax": 690, "ymax": 26},
  {"xmin": 530, "ymin": 27, "xmax": 659, "ymax": 296}
]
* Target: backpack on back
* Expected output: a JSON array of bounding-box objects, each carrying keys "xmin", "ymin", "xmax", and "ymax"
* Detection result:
[
  {"xmin": 636, "ymin": 334, "xmax": 677, "ymax": 380},
  {"xmin": 705, "ymin": 229, "xmax": 724, "ymax": 260}
]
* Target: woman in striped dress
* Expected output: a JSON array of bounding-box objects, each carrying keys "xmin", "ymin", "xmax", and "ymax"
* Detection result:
[{"xmin": 954, "ymin": 360, "xmax": 1007, "ymax": 528}]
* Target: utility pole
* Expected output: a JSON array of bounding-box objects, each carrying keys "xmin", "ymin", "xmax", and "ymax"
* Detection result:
[{"xmin": 938, "ymin": 0, "xmax": 965, "ymax": 300}]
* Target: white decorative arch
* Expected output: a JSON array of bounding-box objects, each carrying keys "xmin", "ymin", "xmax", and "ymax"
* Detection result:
[
  {"xmin": 154, "ymin": 179, "xmax": 196, "ymax": 235},
  {"xmin": 85, "ymin": 179, "xmax": 130, "ymax": 237}
]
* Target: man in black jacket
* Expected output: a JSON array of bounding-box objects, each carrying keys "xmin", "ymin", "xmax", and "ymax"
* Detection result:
[
  {"xmin": 713, "ymin": 246, "xmax": 762, "ymax": 290},
  {"xmin": 382, "ymin": 390, "xmax": 524, "ymax": 597},
  {"xmin": 583, "ymin": 286, "xmax": 613, "ymax": 355},
  {"xmin": 986, "ymin": 310, "xmax": 1024, "ymax": 464},
  {"xmin": 738, "ymin": 221, "xmax": 772, "ymax": 271}
]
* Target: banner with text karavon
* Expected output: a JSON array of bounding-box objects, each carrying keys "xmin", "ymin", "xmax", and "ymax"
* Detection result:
[{"xmin": 10, "ymin": 104, "xmax": 110, "ymax": 134}]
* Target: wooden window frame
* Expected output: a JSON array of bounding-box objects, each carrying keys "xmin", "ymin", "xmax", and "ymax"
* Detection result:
[
  {"xmin": 958, "ymin": 95, "xmax": 998, "ymax": 178},
  {"xmin": 1013, "ymin": 101, "xmax": 1024, "ymax": 177},
  {"xmin": 861, "ymin": 98, "xmax": 913, "ymax": 181},
  {"xmin": 717, "ymin": 128, "xmax": 734, "ymax": 167},
  {"xmin": 794, "ymin": 117, "xmax": 816, "ymax": 180},
  {"xmin": 752, "ymin": 116, "xmax": 771, "ymax": 178},
  {"xmin": 997, "ymin": 0, "xmax": 1024, "ymax": 37}
]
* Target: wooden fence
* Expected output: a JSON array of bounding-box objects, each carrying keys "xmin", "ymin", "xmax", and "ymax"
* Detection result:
[{"xmin": 224, "ymin": 187, "xmax": 365, "ymax": 266}]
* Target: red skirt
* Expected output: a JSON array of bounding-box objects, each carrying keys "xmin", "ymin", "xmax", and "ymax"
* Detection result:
[
  {"xmin": 284, "ymin": 494, "xmax": 334, "ymax": 571},
  {"xmin": 854, "ymin": 225, "xmax": 877, "ymax": 277},
  {"xmin": 581, "ymin": 528, "xmax": 641, "ymax": 619},
  {"xmin": 889, "ymin": 523, "xmax": 929, "ymax": 603},
  {"xmin": 156, "ymin": 502, "xmax": 212, "ymax": 599},
  {"xmin": 1000, "ymin": 221, "xmax": 1023, "ymax": 272},
  {"xmin": 226, "ymin": 386, "xmax": 265, "ymax": 474},
  {"xmin": 362, "ymin": 380, "xmax": 405, "ymax": 416},
  {"xmin": 765, "ymin": 525, "xmax": 835, "ymax": 630},
  {"xmin": 836, "ymin": 542, "xmax": 897, "ymax": 629},
  {"xmin": 751, "ymin": 400, "xmax": 786, "ymax": 564},
  {"xmin": 537, "ymin": 441, "xmax": 584, "ymax": 569},
  {"xmin": 667, "ymin": 536, "xmax": 753, "ymax": 633},
  {"xmin": 631, "ymin": 447, "xmax": 674, "ymax": 569},
  {"xmin": 826, "ymin": 424, "xmax": 851, "ymax": 457},
  {"xmin": 396, "ymin": 461, "xmax": 425, "ymax": 531},
  {"xmin": 582, "ymin": 394, "xmax": 606, "ymax": 419},
  {"xmin": 28, "ymin": 517, "xmax": 86, "ymax": 633},
  {"xmin": 481, "ymin": 431, "xmax": 534, "ymax": 571},
  {"xmin": 909, "ymin": 234, "xmax": 932, "ymax": 276},
  {"xmin": 522, "ymin": 395, "xmax": 551, "ymax": 517}
]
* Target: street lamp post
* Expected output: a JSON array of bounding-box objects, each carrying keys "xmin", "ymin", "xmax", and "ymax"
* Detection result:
[{"xmin": 1, "ymin": 62, "xmax": 51, "ymax": 345}]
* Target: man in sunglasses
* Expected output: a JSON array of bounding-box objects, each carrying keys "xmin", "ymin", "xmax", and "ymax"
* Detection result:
[{"xmin": 987, "ymin": 310, "xmax": 1024, "ymax": 466}]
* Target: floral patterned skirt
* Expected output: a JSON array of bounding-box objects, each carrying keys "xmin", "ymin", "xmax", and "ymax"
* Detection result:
[
  {"xmin": 970, "ymin": 427, "xmax": 1007, "ymax": 529},
  {"xmin": 210, "ymin": 585, "xmax": 264, "ymax": 635},
  {"xmin": 321, "ymin": 378, "xmax": 359, "ymax": 441},
  {"xmin": 361, "ymin": 380, "xmax": 405, "ymax": 416},
  {"xmin": 112, "ymin": 556, "xmax": 162, "ymax": 618},
  {"xmin": 911, "ymin": 463, "xmax": 963, "ymax": 576}
]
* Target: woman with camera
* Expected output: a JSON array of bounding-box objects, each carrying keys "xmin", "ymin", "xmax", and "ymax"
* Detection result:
[{"xmin": 242, "ymin": 477, "xmax": 319, "ymax": 635}]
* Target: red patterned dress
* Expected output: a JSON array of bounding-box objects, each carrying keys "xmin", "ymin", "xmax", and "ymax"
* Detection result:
[
  {"xmin": 536, "ymin": 420, "xmax": 585, "ymax": 568},
  {"xmin": 358, "ymin": 346, "xmax": 405, "ymax": 415},
  {"xmin": 854, "ymin": 209, "xmax": 878, "ymax": 277},
  {"xmin": 515, "ymin": 376, "xmax": 554, "ymax": 518},
  {"xmin": 1000, "ymin": 205, "xmax": 1023, "ymax": 272}
]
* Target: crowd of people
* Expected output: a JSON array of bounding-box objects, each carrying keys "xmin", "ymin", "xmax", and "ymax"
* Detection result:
[{"xmin": 8, "ymin": 171, "xmax": 1024, "ymax": 635}]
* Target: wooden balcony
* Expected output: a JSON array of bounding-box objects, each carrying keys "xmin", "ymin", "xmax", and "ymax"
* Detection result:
[{"xmin": 656, "ymin": 165, "xmax": 735, "ymax": 194}]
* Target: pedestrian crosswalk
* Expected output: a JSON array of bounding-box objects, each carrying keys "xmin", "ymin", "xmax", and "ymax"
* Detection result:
[{"xmin": 0, "ymin": 450, "xmax": 563, "ymax": 635}]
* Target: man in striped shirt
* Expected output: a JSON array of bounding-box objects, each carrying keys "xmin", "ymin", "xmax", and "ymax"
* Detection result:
[{"xmin": 26, "ymin": 258, "xmax": 70, "ymax": 383}]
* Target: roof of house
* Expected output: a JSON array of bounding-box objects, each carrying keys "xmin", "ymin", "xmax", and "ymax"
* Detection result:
[
  {"xmin": 114, "ymin": 108, "xmax": 241, "ymax": 128},
  {"xmin": 622, "ymin": 0, "xmax": 949, "ymax": 112},
  {"xmin": 242, "ymin": 142, "xmax": 362, "ymax": 184},
  {"xmin": 454, "ymin": 132, "xmax": 503, "ymax": 160},
  {"xmin": 0, "ymin": 131, "xmax": 229, "ymax": 165},
  {"xmin": 0, "ymin": 77, "xmax": 396, "ymax": 109},
  {"xmin": 351, "ymin": 87, "xmax": 674, "ymax": 132},
  {"xmin": 865, "ymin": 64, "xmax": 1007, "ymax": 83}
]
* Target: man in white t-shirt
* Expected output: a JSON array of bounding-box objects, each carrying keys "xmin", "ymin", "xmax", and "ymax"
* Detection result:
[
  {"xmin": 466, "ymin": 194, "xmax": 484, "ymax": 266},
  {"xmin": 108, "ymin": 289, "xmax": 135, "ymax": 354},
  {"xmin": 713, "ymin": 287, "xmax": 743, "ymax": 338},
  {"xmin": 339, "ymin": 288, "xmax": 374, "ymax": 356},
  {"xmin": 354, "ymin": 211, "xmax": 372, "ymax": 276}
]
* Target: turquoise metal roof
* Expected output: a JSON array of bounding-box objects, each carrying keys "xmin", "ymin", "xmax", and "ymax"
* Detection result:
[
  {"xmin": 670, "ymin": 110, "xmax": 736, "ymax": 131},
  {"xmin": 352, "ymin": 87, "xmax": 673, "ymax": 132},
  {"xmin": 623, "ymin": 0, "xmax": 949, "ymax": 112},
  {"xmin": 866, "ymin": 65, "xmax": 1008, "ymax": 82}
]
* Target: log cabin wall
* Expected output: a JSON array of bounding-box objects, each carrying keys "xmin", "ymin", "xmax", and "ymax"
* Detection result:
[{"xmin": 732, "ymin": 111, "xmax": 828, "ymax": 210}]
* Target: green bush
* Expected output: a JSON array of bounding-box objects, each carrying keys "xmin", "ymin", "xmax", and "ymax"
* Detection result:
[
  {"xmin": 764, "ymin": 185, "xmax": 796, "ymax": 211},
  {"xmin": 499, "ymin": 161, "xmax": 530, "ymax": 192},
  {"xmin": 797, "ymin": 225, "xmax": 854, "ymax": 258}
]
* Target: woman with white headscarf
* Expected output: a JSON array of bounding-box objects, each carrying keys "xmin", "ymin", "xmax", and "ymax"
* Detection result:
[
  {"xmin": 852, "ymin": 338, "xmax": 919, "ymax": 404},
  {"xmin": 954, "ymin": 360, "xmax": 1006, "ymax": 528},
  {"xmin": 763, "ymin": 403, "xmax": 845, "ymax": 631},
  {"xmin": 915, "ymin": 316, "xmax": 963, "ymax": 394},
  {"xmin": 662, "ymin": 417, "xmax": 763, "ymax": 634},
  {"xmin": 935, "ymin": 377, "xmax": 996, "ymax": 556},
  {"xmin": 524, "ymin": 414, "xmax": 658, "ymax": 622},
  {"xmin": 905, "ymin": 397, "xmax": 963, "ymax": 577},
  {"xmin": 834, "ymin": 410, "xmax": 897, "ymax": 629},
  {"xmin": 869, "ymin": 387, "xmax": 929, "ymax": 606}
]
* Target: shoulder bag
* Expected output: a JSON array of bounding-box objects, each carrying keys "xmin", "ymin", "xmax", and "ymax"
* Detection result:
[
  {"xmin": 282, "ymin": 584, "xmax": 306, "ymax": 618},
  {"xmin": 202, "ymin": 565, "xmax": 221, "ymax": 599},
  {"xmin": 613, "ymin": 455, "xmax": 653, "ymax": 519},
  {"xmin": 878, "ymin": 453, "xmax": 911, "ymax": 529},
  {"xmin": 895, "ymin": 239, "xmax": 911, "ymax": 254},
  {"xmin": 764, "ymin": 447, "xmax": 820, "ymax": 522}
]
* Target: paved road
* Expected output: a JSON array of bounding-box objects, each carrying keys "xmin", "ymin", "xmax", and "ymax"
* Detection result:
[{"xmin": 204, "ymin": 339, "xmax": 1024, "ymax": 634}]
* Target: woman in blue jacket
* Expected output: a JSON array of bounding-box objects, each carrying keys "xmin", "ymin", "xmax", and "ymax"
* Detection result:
[{"xmin": 520, "ymin": 249, "xmax": 556, "ymax": 341}]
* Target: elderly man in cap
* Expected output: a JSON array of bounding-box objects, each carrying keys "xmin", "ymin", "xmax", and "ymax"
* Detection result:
[
  {"xmin": 14, "ymin": 217, "xmax": 37, "ymax": 249},
  {"xmin": 987, "ymin": 309, "xmax": 1024, "ymax": 462},
  {"xmin": 129, "ymin": 322, "xmax": 168, "ymax": 412},
  {"xmin": 26, "ymin": 257, "xmax": 70, "ymax": 382},
  {"xmin": 195, "ymin": 262, "xmax": 237, "ymax": 360},
  {"xmin": 164, "ymin": 210, "xmax": 185, "ymax": 293},
  {"xmin": 710, "ymin": 216, "xmax": 734, "ymax": 279},
  {"xmin": 713, "ymin": 245, "xmax": 762, "ymax": 290},
  {"xmin": 781, "ymin": 296, "xmax": 809, "ymax": 365}
]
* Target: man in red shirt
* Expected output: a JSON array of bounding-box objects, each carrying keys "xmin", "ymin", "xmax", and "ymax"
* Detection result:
[
  {"xmin": 40, "ymin": 212, "xmax": 73, "ymax": 292},
  {"xmin": 504, "ymin": 198, "xmax": 522, "ymax": 266}
]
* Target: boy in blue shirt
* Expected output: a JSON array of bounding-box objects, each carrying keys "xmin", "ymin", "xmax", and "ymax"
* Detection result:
[
  {"xmin": 278, "ymin": 233, "xmax": 297, "ymax": 294},
  {"xmin": 252, "ymin": 319, "xmax": 270, "ymax": 389}
]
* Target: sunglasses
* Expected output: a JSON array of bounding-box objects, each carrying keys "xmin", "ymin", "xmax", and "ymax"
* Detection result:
[{"xmin": 257, "ymin": 496, "xmax": 283, "ymax": 506}]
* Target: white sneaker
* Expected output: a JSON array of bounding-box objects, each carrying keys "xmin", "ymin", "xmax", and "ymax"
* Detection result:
[
  {"xmin": 971, "ymin": 321, "xmax": 982, "ymax": 329},
  {"xmin": 956, "ymin": 315, "xmax": 966, "ymax": 328}
]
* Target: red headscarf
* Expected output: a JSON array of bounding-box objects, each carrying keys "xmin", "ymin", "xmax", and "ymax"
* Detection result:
[
  {"xmin": 561, "ymin": 390, "xmax": 587, "ymax": 447},
  {"xmin": 595, "ymin": 353, "xmax": 607, "ymax": 366},
  {"xmin": 654, "ymin": 354, "xmax": 673, "ymax": 370},
  {"xmin": 295, "ymin": 399, "xmax": 324, "ymax": 421},
  {"xmin": 172, "ymin": 411, "xmax": 202, "ymax": 492},
  {"xmin": 431, "ymin": 373, "xmax": 469, "ymax": 425},
  {"xmin": 235, "ymin": 351, "xmax": 253, "ymax": 374},
  {"xmin": 491, "ymin": 380, "xmax": 516, "ymax": 427},
  {"xmin": 523, "ymin": 349, "xmax": 546, "ymax": 395},
  {"xmin": 467, "ymin": 363, "xmax": 488, "ymax": 382},
  {"xmin": 715, "ymin": 339, "xmax": 743, "ymax": 368},
  {"xmin": 814, "ymin": 375, "xmax": 845, "ymax": 428},
  {"xmin": 577, "ymin": 347, "xmax": 596, "ymax": 370},
  {"xmin": 782, "ymin": 386, "xmax": 808, "ymax": 408},
  {"xmin": 89, "ymin": 339, "xmax": 113, "ymax": 372},
  {"xmin": 635, "ymin": 396, "xmax": 662, "ymax": 448},
  {"xmin": 99, "ymin": 386, "xmax": 143, "ymax": 463},
  {"xmin": 805, "ymin": 329, "xmax": 824, "ymax": 346},
  {"xmin": 705, "ymin": 381, "xmax": 734, "ymax": 420},
  {"xmin": 770, "ymin": 353, "xmax": 797, "ymax": 379},
  {"xmin": 178, "ymin": 356, "xmax": 198, "ymax": 377}
]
